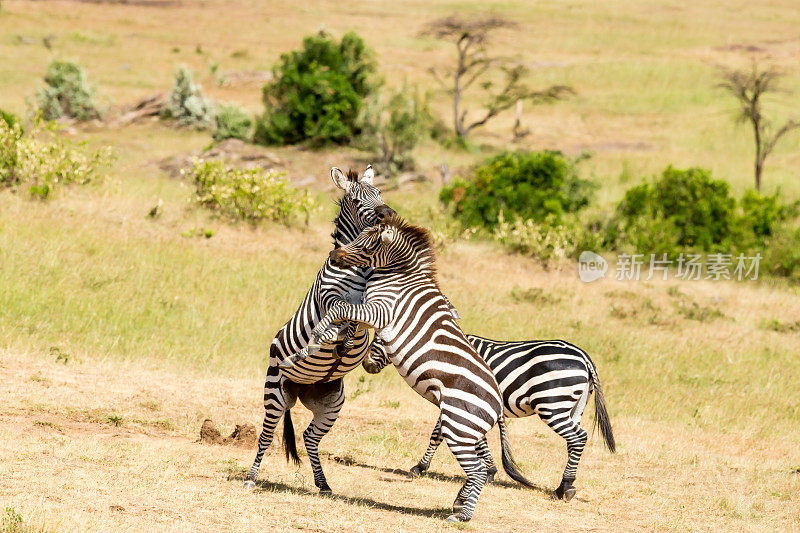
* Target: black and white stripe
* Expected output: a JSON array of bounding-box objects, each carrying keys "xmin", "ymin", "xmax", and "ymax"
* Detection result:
[
  {"xmin": 365, "ymin": 333, "xmax": 616, "ymax": 500},
  {"xmin": 308, "ymin": 215, "xmax": 535, "ymax": 522},
  {"xmin": 244, "ymin": 166, "xmax": 395, "ymax": 494}
]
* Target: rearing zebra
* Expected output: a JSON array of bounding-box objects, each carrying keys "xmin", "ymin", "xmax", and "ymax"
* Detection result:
[
  {"xmin": 307, "ymin": 214, "xmax": 535, "ymax": 522},
  {"xmin": 244, "ymin": 166, "xmax": 395, "ymax": 494},
  {"xmin": 364, "ymin": 335, "xmax": 616, "ymax": 501}
]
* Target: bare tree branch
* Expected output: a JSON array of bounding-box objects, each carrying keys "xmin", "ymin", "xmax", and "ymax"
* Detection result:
[
  {"xmin": 422, "ymin": 14, "xmax": 572, "ymax": 143},
  {"xmin": 719, "ymin": 60, "xmax": 800, "ymax": 190}
]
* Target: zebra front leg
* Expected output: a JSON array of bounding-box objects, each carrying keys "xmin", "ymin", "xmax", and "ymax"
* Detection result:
[
  {"xmin": 476, "ymin": 436, "xmax": 498, "ymax": 483},
  {"xmin": 362, "ymin": 337, "xmax": 390, "ymax": 374},
  {"xmin": 279, "ymin": 323, "xmax": 350, "ymax": 369},
  {"xmin": 409, "ymin": 416, "xmax": 443, "ymax": 478},
  {"xmin": 245, "ymin": 358, "xmax": 296, "ymax": 488},
  {"xmin": 298, "ymin": 379, "xmax": 345, "ymax": 495}
]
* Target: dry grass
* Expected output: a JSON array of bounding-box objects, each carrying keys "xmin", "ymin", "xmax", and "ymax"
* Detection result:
[{"xmin": 1, "ymin": 350, "xmax": 798, "ymax": 532}]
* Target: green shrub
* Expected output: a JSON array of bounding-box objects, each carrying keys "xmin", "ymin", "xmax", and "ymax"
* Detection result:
[
  {"xmin": 491, "ymin": 212, "xmax": 602, "ymax": 262},
  {"xmin": 1, "ymin": 109, "xmax": 22, "ymax": 131},
  {"xmin": 36, "ymin": 60, "xmax": 100, "ymax": 121},
  {"xmin": 187, "ymin": 160, "xmax": 315, "ymax": 224},
  {"xmin": 607, "ymin": 166, "xmax": 736, "ymax": 253},
  {"xmin": 213, "ymin": 103, "xmax": 252, "ymax": 141},
  {"xmin": 738, "ymin": 189, "xmax": 797, "ymax": 238},
  {"xmin": 0, "ymin": 120, "xmax": 111, "ymax": 199},
  {"xmin": 760, "ymin": 225, "xmax": 800, "ymax": 282},
  {"xmin": 440, "ymin": 150, "xmax": 594, "ymax": 229},
  {"xmin": 162, "ymin": 66, "xmax": 214, "ymax": 129},
  {"xmin": 360, "ymin": 83, "xmax": 432, "ymax": 172},
  {"xmin": 253, "ymin": 31, "xmax": 379, "ymax": 146}
]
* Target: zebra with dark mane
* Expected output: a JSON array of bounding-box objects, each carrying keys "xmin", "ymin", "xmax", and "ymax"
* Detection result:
[
  {"xmin": 364, "ymin": 334, "xmax": 616, "ymax": 501},
  {"xmin": 307, "ymin": 214, "xmax": 535, "ymax": 522},
  {"xmin": 243, "ymin": 166, "xmax": 395, "ymax": 494}
]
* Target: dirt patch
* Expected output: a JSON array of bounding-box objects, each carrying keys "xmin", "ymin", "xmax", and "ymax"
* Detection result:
[{"xmin": 199, "ymin": 419, "xmax": 256, "ymax": 448}]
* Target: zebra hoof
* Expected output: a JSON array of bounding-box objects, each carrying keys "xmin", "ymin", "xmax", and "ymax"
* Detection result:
[
  {"xmin": 278, "ymin": 359, "xmax": 295, "ymax": 369},
  {"xmin": 319, "ymin": 486, "xmax": 333, "ymax": 496},
  {"xmin": 486, "ymin": 465, "xmax": 498, "ymax": 484},
  {"xmin": 563, "ymin": 487, "xmax": 577, "ymax": 502},
  {"xmin": 243, "ymin": 480, "xmax": 255, "ymax": 491},
  {"xmin": 445, "ymin": 515, "xmax": 462, "ymax": 523},
  {"xmin": 408, "ymin": 464, "xmax": 425, "ymax": 478}
]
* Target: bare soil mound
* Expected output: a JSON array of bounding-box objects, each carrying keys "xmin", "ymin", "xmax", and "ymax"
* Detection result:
[{"xmin": 199, "ymin": 419, "xmax": 256, "ymax": 448}]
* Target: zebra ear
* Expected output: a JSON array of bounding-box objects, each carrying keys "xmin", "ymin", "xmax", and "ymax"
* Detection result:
[
  {"xmin": 380, "ymin": 227, "xmax": 394, "ymax": 244},
  {"xmin": 361, "ymin": 164, "xmax": 374, "ymax": 185},
  {"xmin": 331, "ymin": 167, "xmax": 349, "ymax": 190}
]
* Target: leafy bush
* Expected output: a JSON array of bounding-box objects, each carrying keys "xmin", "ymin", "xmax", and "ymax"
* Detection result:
[
  {"xmin": 606, "ymin": 166, "xmax": 736, "ymax": 253},
  {"xmin": 360, "ymin": 83, "xmax": 432, "ymax": 172},
  {"xmin": 1, "ymin": 120, "xmax": 111, "ymax": 199},
  {"xmin": 162, "ymin": 66, "xmax": 214, "ymax": 129},
  {"xmin": 760, "ymin": 225, "xmax": 800, "ymax": 282},
  {"xmin": 253, "ymin": 31, "xmax": 379, "ymax": 146},
  {"xmin": 36, "ymin": 60, "xmax": 100, "ymax": 121},
  {"xmin": 492, "ymin": 212, "xmax": 603, "ymax": 262},
  {"xmin": 187, "ymin": 160, "xmax": 315, "ymax": 224},
  {"xmin": 738, "ymin": 189, "xmax": 797, "ymax": 238},
  {"xmin": 440, "ymin": 150, "xmax": 594, "ymax": 229},
  {"xmin": 213, "ymin": 103, "xmax": 252, "ymax": 141},
  {"xmin": 1, "ymin": 109, "xmax": 21, "ymax": 131}
]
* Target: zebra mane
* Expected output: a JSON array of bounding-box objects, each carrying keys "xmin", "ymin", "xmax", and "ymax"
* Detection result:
[
  {"xmin": 383, "ymin": 214, "xmax": 439, "ymax": 279},
  {"xmin": 346, "ymin": 169, "xmax": 359, "ymax": 181}
]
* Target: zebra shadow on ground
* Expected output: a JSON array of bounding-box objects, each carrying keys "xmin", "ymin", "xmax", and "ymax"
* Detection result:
[
  {"xmin": 246, "ymin": 477, "xmax": 448, "ymax": 519},
  {"xmin": 329, "ymin": 455, "xmax": 553, "ymax": 496}
]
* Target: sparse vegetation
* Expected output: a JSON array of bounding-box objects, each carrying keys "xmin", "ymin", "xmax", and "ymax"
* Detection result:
[
  {"xmin": 35, "ymin": 60, "xmax": 100, "ymax": 121},
  {"xmin": 0, "ymin": 120, "xmax": 111, "ymax": 199},
  {"xmin": 213, "ymin": 103, "xmax": 252, "ymax": 141},
  {"xmin": 162, "ymin": 66, "xmax": 214, "ymax": 129},
  {"xmin": 360, "ymin": 83, "xmax": 432, "ymax": 172},
  {"xmin": 187, "ymin": 160, "xmax": 315, "ymax": 225},
  {"xmin": 254, "ymin": 31, "xmax": 379, "ymax": 146}
]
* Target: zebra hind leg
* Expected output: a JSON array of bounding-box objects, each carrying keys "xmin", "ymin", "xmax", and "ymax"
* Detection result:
[
  {"xmin": 476, "ymin": 436, "xmax": 498, "ymax": 483},
  {"xmin": 409, "ymin": 416, "xmax": 443, "ymax": 478},
  {"xmin": 443, "ymin": 432, "xmax": 488, "ymax": 522},
  {"xmin": 545, "ymin": 416, "xmax": 588, "ymax": 502},
  {"xmin": 298, "ymin": 379, "xmax": 345, "ymax": 495},
  {"xmin": 245, "ymin": 365, "xmax": 296, "ymax": 489}
]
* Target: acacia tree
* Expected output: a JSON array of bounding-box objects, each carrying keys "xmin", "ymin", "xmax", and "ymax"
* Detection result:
[
  {"xmin": 422, "ymin": 15, "xmax": 572, "ymax": 143},
  {"xmin": 719, "ymin": 61, "xmax": 800, "ymax": 191}
]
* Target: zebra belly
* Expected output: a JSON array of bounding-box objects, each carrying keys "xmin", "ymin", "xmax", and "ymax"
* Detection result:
[{"xmin": 273, "ymin": 326, "xmax": 370, "ymax": 384}]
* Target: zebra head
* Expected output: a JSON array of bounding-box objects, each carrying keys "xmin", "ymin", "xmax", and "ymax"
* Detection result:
[
  {"xmin": 331, "ymin": 165, "xmax": 395, "ymax": 247},
  {"xmin": 329, "ymin": 214, "xmax": 434, "ymax": 271}
]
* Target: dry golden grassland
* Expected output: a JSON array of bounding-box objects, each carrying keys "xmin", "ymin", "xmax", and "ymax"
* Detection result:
[{"xmin": 1, "ymin": 0, "xmax": 800, "ymax": 531}]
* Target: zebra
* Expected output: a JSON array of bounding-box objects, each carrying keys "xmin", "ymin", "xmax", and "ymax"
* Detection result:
[
  {"xmin": 363, "ymin": 335, "xmax": 616, "ymax": 501},
  {"xmin": 306, "ymin": 214, "xmax": 536, "ymax": 522},
  {"xmin": 243, "ymin": 165, "xmax": 395, "ymax": 495}
]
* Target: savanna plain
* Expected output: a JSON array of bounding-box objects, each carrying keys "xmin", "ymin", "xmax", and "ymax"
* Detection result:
[{"xmin": 1, "ymin": 0, "xmax": 800, "ymax": 531}]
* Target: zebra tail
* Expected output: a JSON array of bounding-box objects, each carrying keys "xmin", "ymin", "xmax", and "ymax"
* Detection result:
[
  {"xmin": 498, "ymin": 414, "xmax": 536, "ymax": 489},
  {"xmin": 591, "ymin": 373, "xmax": 616, "ymax": 453},
  {"xmin": 282, "ymin": 409, "xmax": 301, "ymax": 465}
]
